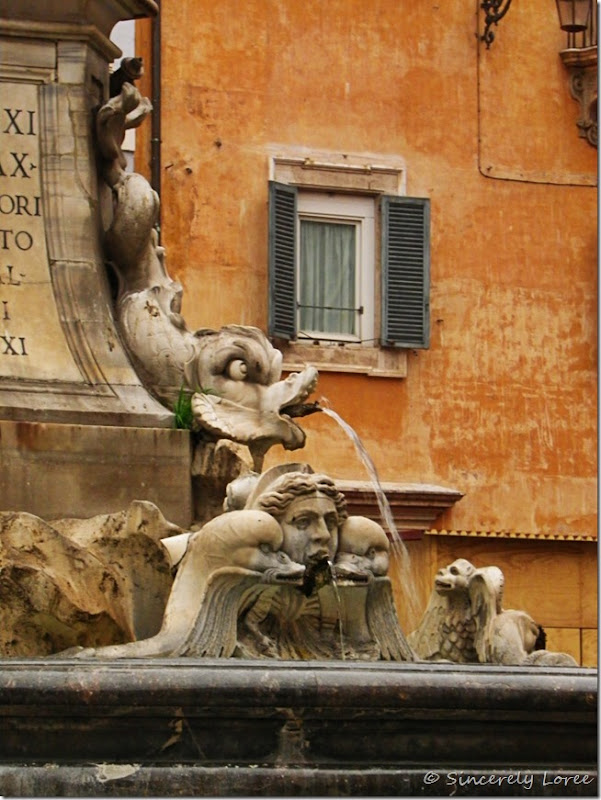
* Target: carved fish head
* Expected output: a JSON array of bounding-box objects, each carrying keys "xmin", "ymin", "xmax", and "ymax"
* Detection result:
[
  {"xmin": 259, "ymin": 547, "xmax": 306, "ymax": 585},
  {"xmin": 198, "ymin": 509, "xmax": 305, "ymax": 584},
  {"xmin": 185, "ymin": 326, "xmax": 319, "ymax": 453},
  {"xmin": 334, "ymin": 516, "xmax": 390, "ymax": 581}
]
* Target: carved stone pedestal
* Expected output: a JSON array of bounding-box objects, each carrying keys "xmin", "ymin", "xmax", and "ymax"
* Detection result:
[
  {"xmin": 0, "ymin": 1, "xmax": 193, "ymax": 522},
  {"xmin": 0, "ymin": 0, "xmax": 163, "ymax": 426},
  {"xmin": 0, "ymin": 420, "xmax": 192, "ymax": 525}
]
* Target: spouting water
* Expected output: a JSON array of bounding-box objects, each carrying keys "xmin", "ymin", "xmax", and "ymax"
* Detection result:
[
  {"xmin": 319, "ymin": 401, "xmax": 421, "ymax": 627},
  {"xmin": 327, "ymin": 560, "xmax": 346, "ymax": 660}
]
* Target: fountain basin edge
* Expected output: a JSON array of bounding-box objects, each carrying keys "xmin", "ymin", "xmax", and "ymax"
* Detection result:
[{"xmin": 0, "ymin": 659, "xmax": 596, "ymax": 797}]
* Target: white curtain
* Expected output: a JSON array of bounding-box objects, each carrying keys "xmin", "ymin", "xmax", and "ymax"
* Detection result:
[{"xmin": 299, "ymin": 220, "xmax": 356, "ymax": 336}]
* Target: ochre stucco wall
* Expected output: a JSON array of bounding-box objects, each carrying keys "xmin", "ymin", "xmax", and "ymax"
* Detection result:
[{"xmin": 135, "ymin": 0, "xmax": 597, "ymax": 661}]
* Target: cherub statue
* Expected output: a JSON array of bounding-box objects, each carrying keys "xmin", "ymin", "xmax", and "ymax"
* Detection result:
[{"xmin": 408, "ymin": 558, "xmax": 577, "ymax": 666}]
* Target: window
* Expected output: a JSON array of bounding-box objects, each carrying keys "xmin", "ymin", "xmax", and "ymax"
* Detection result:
[
  {"xmin": 267, "ymin": 153, "xmax": 430, "ymax": 377},
  {"xmin": 296, "ymin": 192, "xmax": 374, "ymax": 344}
]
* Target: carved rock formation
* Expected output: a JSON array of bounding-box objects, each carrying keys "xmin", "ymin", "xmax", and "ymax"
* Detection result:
[{"xmin": 0, "ymin": 501, "xmax": 179, "ymax": 656}]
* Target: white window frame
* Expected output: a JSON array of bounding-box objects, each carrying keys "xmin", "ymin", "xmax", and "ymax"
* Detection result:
[
  {"xmin": 269, "ymin": 150, "xmax": 410, "ymax": 378},
  {"xmin": 296, "ymin": 192, "xmax": 375, "ymax": 345}
]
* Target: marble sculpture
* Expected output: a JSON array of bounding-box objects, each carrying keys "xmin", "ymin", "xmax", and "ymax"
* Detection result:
[
  {"xmin": 408, "ymin": 558, "xmax": 577, "ymax": 666},
  {"xmin": 96, "ymin": 82, "xmax": 319, "ymax": 469},
  {"xmin": 62, "ymin": 464, "xmax": 416, "ymax": 661},
  {"xmin": 0, "ymin": 72, "xmax": 578, "ymax": 669}
]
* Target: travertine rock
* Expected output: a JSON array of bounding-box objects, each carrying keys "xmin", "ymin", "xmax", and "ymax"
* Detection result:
[{"xmin": 0, "ymin": 501, "xmax": 179, "ymax": 656}]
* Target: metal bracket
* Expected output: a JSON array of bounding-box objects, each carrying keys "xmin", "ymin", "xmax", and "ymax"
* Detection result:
[{"xmin": 480, "ymin": 0, "xmax": 513, "ymax": 49}]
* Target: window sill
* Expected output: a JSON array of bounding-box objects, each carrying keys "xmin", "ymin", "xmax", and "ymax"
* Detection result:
[{"xmin": 277, "ymin": 341, "xmax": 408, "ymax": 378}]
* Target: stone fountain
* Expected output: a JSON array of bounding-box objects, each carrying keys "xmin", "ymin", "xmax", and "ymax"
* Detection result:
[{"xmin": 0, "ymin": 2, "xmax": 596, "ymax": 796}]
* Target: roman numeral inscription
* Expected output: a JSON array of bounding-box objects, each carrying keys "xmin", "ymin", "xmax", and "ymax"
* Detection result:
[
  {"xmin": 0, "ymin": 152, "xmax": 37, "ymax": 179},
  {"xmin": 0, "ymin": 103, "xmax": 38, "ymax": 363},
  {"xmin": 2, "ymin": 107, "xmax": 36, "ymax": 136},
  {"xmin": 0, "ymin": 82, "xmax": 81, "ymax": 382},
  {"xmin": 0, "ymin": 108, "xmax": 35, "ymax": 362},
  {"xmin": 1, "ymin": 335, "xmax": 27, "ymax": 355}
]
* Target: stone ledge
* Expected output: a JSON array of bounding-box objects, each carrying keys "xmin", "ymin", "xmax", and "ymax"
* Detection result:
[
  {"xmin": 560, "ymin": 45, "xmax": 598, "ymax": 70},
  {"xmin": 336, "ymin": 480, "xmax": 464, "ymax": 536},
  {"xmin": 280, "ymin": 342, "xmax": 408, "ymax": 378},
  {"xmin": 0, "ymin": 765, "xmax": 596, "ymax": 798},
  {"xmin": 0, "ymin": 659, "xmax": 596, "ymax": 797},
  {"xmin": 0, "ymin": 420, "xmax": 192, "ymax": 526}
]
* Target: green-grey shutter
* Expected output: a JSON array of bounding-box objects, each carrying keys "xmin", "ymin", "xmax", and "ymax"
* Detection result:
[
  {"xmin": 268, "ymin": 181, "xmax": 297, "ymax": 340},
  {"xmin": 381, "ymin": 195, "xmax": 430, "ymax": 349}
]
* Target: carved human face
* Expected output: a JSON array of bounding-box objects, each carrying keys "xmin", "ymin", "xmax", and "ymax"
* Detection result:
[{"xmin": 278, "ymin": 493, "xmax": 339, "ymax": 565}]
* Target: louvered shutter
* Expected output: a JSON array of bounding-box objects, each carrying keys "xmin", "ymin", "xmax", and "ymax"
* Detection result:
[
  {"xmin": 268, "ymin": 181, "xmax": 297, "ymax": 340},
  {"xmin": 381, "ymin": 195, "xmax": 430, "ymax": 349}
]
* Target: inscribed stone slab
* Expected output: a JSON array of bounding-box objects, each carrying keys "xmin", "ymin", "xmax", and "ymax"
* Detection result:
[{"xmin": 0, "ymin": 81, "xmax": 81, "ymax": 382}]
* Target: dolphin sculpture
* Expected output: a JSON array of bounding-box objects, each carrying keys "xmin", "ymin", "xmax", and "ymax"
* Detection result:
[
  {"xmin": 96, "ymin": 85, "xmax": 320, "ymax": 466},
  {"xmin": 67, "ymin": 510, "xmax": 305, "ymax": 659}
]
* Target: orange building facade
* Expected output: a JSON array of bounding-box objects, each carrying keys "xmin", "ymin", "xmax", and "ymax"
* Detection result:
[{"xmin": 134, "ymin": 0, "xmax": 597, "ymax": 664}]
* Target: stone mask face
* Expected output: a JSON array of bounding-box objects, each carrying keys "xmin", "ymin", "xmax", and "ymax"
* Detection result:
[{"xmin": 277, "ymin": 494, "xmax": 339, "ymax": 565}]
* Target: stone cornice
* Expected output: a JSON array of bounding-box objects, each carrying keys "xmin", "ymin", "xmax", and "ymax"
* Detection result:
[
  {"xmin": 0, "ymin": 19, "xmax": 120, "ymax": 60},
  {"xmin": 0, "ymin": 0, "xmax": 158, "ymax": 60},
  {"xmin": 336, "ymin": 480, "xmax": 464, "ymax": 536}
]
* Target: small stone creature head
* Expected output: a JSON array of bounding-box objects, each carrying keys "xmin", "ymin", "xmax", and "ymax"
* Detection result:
[{"xmin": 434, "ymin": 558, "xmax": 476, "ymax": 595}]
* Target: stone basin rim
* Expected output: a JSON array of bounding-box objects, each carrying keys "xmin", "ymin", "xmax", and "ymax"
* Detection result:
[{"xmin": 1, "ymin": 659, "xmax": 596, "ymax": 714}]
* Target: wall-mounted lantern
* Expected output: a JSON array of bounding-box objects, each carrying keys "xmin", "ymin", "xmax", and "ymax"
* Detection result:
[
  {"xmin": 556, "ymin": 0, "xmax": 598, "ymax": 147},
  {"xmin": 555, "ymin": 0, "xmax": 591, "ymax": 32}
]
